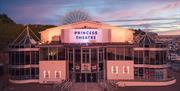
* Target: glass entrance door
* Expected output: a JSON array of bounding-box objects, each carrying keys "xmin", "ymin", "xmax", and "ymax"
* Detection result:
[
  {"xmin": 75, "ymin": 73, "xmax": 97, "ymax": 83},
  {"xmin": 67, "ymin": 47, "xmax": 105, "ymax": 83}
]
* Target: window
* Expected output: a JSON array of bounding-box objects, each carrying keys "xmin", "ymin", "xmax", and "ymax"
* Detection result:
[
  {"xmin": 150, "ymin": 51, "xmax": 156, "ymax": 65},
  {"xmin": 69, "ymin": 48, "xmax": 74, "ymax": 63},
  {"xmin": 43, "ymin": 70, "xmax": 50, "ymax": 78},
  {"xmin": 123, "ymin": 66, "xmax": 130, "ymax": 74},
  {"xmin": 55, "ymin": 71, "xmax": 61, "ymax": 78},
  {"xmin": 82, "ymin": 48, "xmax": 89, "ymax": 63},
  {"xmin": 99, "ymin": 48, "xmax": 104, "ymax": 63},
  {"xmin": 125, "ymin": 48, "xmax": 132, "ymax": 60},
  {"xmin": 116, "ymin": 47, "xmax": 124, "ymax": 60},
  {"xmin": 144, "ymin": 51, "xmax": 149, "ymax": 64},
  {"xmin": 111, "ymin": 66, "xmax": 118, "ymax": 74},
  {"xmin": 40, "ymin": 48, "xmax": 48, "ymax": 60},
  {"xmin": 31, "ymin": 68, "xmax": 39, "ymax": 79},
  {"xmin": 14, "ymin": 51, "xmax": 19, "ymax": 65},
  {"xmin": 58, "ymin": 48, "xmax": 65, "ymax": 60},
  {"xmin": 24, "ymin": 51, "xmax": 30, "ymax": 64},
  {"xmin": 107, "ymin": 48, "xmax": 116, "ymax": 60},
  {"xmin": 139, "ymin": 67, "xmax": 144, "ymax": 78},
  {"xmin": 155, "ymin": 69, "xmax": 163, "ymax": 80},
  {"xmin": 75, "ymin": 49, "xmax": 80, "ymax": 63},
  {"xmin": 139, "ymin": 51, "xmax": 143, "ymax": 64},
  {"xmin": 49, "ymin": 47, "xmax": 58, "ymax": 60},
  {"xmin": 91, "ymin": 48, "xmax": 97, "ymax": 63},
  {"xmin": 134, "ymin": 51, "xmax": 138, "ymax": 64},
  {"xmin": 99, "ymin": 63, "xmax": 103, "ymax": 71},
  {"xmin": 134, "ymin": 67, "xmax": 138, "ymax": 78},
  {"xmin": 155, "ymin": 51, "xmax": 159, "ymax": 64}
]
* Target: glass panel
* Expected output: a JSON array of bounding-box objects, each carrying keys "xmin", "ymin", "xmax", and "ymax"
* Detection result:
[
  {"xmin": 150, "ymin": 51, "xmax": 156, "ymax": 65},
  {"xmin": 144, "ymin": 51, "xmax": 149, "ymax": 64},
  {"xmin": 125, "ymin": 47, "xmax": 132, "ymax": 60},
  {"xmin": 58, "ymin": 47, "xmax": 65, "ymax": 60},
  {"xmin": 91, "ymin": 48, "xmax": 97, "ymax": 63},
  {"xmin": 49, "ymin": 47, "xmax": 58, "ymax": 60},
  {"xmin": 75, "ymin": 48, "xmax": 81, "ymax": 63},
  {"xmin": 24, "ymin": 51, "xmax": 30, "ymax": 65},
  {"xmin": 116, "ymin": 47, "xmax": 124, "ymax": 60},
  {"xmin": 139, "ymin": 51, "xmax": 143, "ymax": 64},
  {"xmin": 82, "ymin": 48, "xmax": 89, "ymax": 63},
  {"xmin": 134, "ymin": 51, "xmax": 138, "ymax": 64},
  {"xmin": 107, "ymin": 48, "xmax": 116, "ymax": 60},
  {"xmin": 40, "ymin": 47, "xmax": 48, "ymax": 60}
]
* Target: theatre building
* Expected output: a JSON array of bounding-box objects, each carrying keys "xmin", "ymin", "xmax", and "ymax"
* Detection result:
[{"xmin": 8, "ymin": 21, "xmax": 176, "ymax": 86}]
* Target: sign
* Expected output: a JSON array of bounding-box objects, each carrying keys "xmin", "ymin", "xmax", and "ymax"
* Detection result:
[
  {"xmin": 81, "ymin": 63, "xmax": 91, "ymax": 73},
  {"xmin": 61, "ymin": 29, "xmax": 111, "ymax": 43}
]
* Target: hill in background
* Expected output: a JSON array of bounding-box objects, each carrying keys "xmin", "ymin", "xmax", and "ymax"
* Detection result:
[
  {"xmin": 157, "ymin": 30, "xmax": 180, "ymax": 35},
  {"xmin": 0, "ymin": 14, "xmax": 15, "ymax": 24},
  {"xmin": 0, "ymin": 13, "xmax": 56, "ymax": 51}
]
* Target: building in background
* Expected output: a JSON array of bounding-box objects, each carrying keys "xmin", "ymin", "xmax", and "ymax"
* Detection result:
[
  {"xmin": 159, "ymin": 35, "xmax": 180, "ymax": 72},
  {"xmin": 8, "ymin": 21, "xmax": 176, "ymax": 86}
]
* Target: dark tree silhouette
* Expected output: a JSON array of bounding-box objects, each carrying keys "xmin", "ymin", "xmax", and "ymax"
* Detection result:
[{"xmin": 62, "ymin": 10, "xmax": 91, "ymax": 25}]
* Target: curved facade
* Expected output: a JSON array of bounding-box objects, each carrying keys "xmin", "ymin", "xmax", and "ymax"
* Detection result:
[
  {"xmin": 133, "ymin": 33, "xmax": 172, "ymax": 82},
  {"xmin": 8, "ymin": 21, "xmax": 175, "ymax": 86},
  {"xmin": 8, "ymin": 26, "xmax": 39, "ymax": 83}
]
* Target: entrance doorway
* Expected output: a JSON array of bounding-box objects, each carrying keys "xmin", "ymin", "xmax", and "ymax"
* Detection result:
[
  {"xmin": 75, "ymin": 73, "xmax": 97, "ymax": 82},
  {"xmin": 67, "ymin": 47, "xmax": 105, "ymax": 83}
]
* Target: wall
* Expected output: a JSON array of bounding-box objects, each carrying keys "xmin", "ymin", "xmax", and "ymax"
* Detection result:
[
  {"xmin": 39, "ymin": 21, "xmax": 134, "ymax": 43},
  {"xmin": 107, "ymin": 61, "xmax": 134, "ymax": 80},
  {"xmin": 39, "ymin": 61, "xmax": 66, "ymax": 84},
  {"xmin": 61, "ymin": 29, "xmax": 111, "ymax": 43}
]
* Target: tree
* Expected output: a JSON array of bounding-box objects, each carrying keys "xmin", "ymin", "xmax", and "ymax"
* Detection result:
[{"xmin": 62, "ymin": 10, "xmax": 92, "ymax": 25}]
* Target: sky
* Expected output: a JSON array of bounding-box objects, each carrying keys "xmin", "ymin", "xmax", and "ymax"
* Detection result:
[{"xmin": 0, "ymin": 0, "xmax": 179, "ymax": 33}]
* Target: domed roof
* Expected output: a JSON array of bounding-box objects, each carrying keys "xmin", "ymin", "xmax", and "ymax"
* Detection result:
[{"xmin": 135, "ymin": 31, "xmax": 158, "ymax": 45}]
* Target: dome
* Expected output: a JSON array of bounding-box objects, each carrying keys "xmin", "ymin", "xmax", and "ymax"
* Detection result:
[
  {"xmin": 135, "ymin": 32, "xmax": 158, "ymax": 46},
  {"xmin": 10, "ymin": 26, "xmax": 40, "ymax": 47}
]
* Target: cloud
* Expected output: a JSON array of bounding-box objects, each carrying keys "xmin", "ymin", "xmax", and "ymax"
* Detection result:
[{"xmin": 145, "ymin": 2, "xmax": 179, "ymax": 17}]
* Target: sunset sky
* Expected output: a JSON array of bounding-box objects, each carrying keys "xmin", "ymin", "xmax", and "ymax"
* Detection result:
[{"xmin": 0, "ymin": 0, "xmax": 179, "ymax": 33}]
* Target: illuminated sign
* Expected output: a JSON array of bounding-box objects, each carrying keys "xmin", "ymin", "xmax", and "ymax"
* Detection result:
[
  {"xmin": 61, "ymin": 29, "xmax": 111, "ymax": 43},
  {"xmin": 81, "ymin": 63, "xmax": 91, "ymax": 73}
]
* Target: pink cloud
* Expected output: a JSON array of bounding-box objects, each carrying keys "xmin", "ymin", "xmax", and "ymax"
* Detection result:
[
  {"xmin": 147, "ymin": 2, "xmax": 179, "ymax": 16},
  {"xmin": 102, "ymin": 10, "xmax": 138, "ymax": 20}
]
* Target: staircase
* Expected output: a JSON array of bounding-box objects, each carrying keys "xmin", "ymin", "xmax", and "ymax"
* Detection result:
[
  {"xmin": 53, "ymin": 80, "xmax": 121, "ymax": 91},
  {"xmin": 98, "ymin": 80, "xmax": 120, "ymax": 91},
  {"xmin": 70, "ymin": 83, "xmax": 101, "ymax": 91},
  {"xmin": 53, "ymin": 80, "xmax": 73, "ymax": 91}
]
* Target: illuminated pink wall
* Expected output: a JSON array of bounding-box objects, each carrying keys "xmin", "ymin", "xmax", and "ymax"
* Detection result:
[
  {"xmin": 61, "ymin": 29, "xmax": 111, "ymax": 43},
  {"xmin": 39, "ymin": 21, "xmax": 134, "ymax": 43},
  {"xmin": 39, "ymin": 61, "xmax": 66, "ymax": 83},
  {"xmin": 107, "ymin": 61, "xmax": 134, "ymax": 80}
]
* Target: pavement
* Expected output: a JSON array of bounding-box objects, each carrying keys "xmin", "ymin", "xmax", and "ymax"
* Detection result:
[
  {"xmin": 1, "ymin": 71, "xmax": 180, "ymax": 91},
  {"xmin": 70, "ymin": 83, "xmax": 101, "ymax": 91},
  {"xmin": 114, "ymin": 71, "xmax": 180, "ymax": 91}
]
